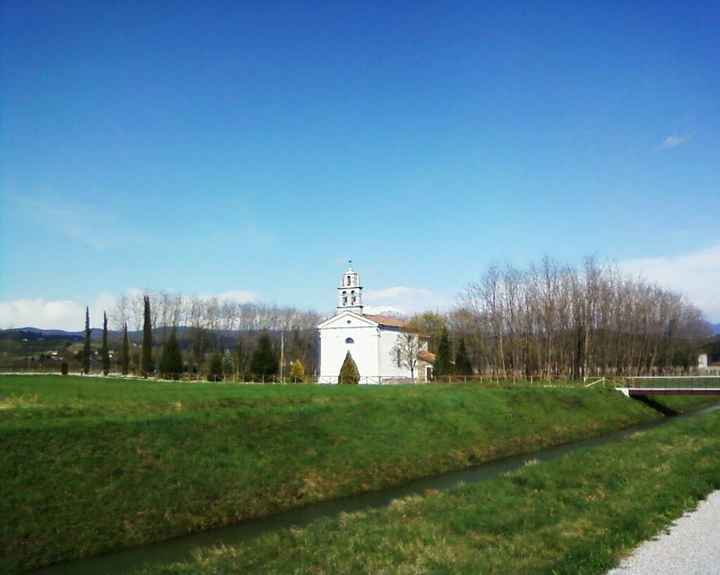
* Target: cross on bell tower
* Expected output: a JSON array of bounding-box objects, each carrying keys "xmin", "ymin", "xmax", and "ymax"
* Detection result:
[{"xmin": 337, "ymin": 260, "xmax": 364, "ymax": 314}]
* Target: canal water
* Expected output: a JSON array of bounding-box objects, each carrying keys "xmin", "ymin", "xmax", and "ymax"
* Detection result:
[{"xmin": 34, "ymin": 403, "xmax": 720, "ymax": 575}]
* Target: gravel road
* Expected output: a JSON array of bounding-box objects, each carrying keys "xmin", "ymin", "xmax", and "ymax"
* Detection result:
[{"xmin": 608, "ymin": 490, "xmax": 720, "ymax": 575}]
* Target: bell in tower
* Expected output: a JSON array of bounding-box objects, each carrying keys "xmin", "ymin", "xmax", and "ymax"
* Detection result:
[{"xmin": 337, "ymin": 260, "xmax": 364, "ymax": 314}]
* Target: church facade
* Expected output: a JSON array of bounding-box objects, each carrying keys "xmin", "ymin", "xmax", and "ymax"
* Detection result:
[{"xmin": 317, "ymin": 263, "xmax": 434, "ymax": 383}]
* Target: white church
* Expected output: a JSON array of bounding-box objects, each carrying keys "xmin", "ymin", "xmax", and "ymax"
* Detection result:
[{"xmin": 317, "ymin": 262, "xmax": 435, "ymax": 384}]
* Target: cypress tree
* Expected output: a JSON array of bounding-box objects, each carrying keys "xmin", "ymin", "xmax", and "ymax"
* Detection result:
[
  {"xmin": 83, "ymin": 306, "xmax": 91, "ymax": 374},
  {"xmin": 222, "ymin": 350, "xmax": 234, "ymax": 378},
  {"xmin": 191, "ymin": 326, "xmax": 209, "ymax": 369},
  {"xmin": 120, "ymin": 322, "xmax": 130, "ymax": 375},
  {"xmin": 101, "ymin": 311, "xmax": 110, "ymax": 375},
  {"xmin": 207, "ymin": 352, "xmax": 224, "ymax": 382},
  {"xmin": 454, "ymin": 338, "xmax": 472, "ymax": 376},
  {"xmin": 250, "ymin": 333, "xmax": 278, "ymax": 380},
  {"xmin": 338, "ymin": 351, "xmax": 360, "ymax": 384},
  {"xmin": 235, "ymin": 338, "xmax": 247, "ymax": 380},
  {"xmin": 159, "ymin": 327, "xmax": 183, "ymax": 380},
  {"xmin": 141, "ymin": 295, "xmax": 154, "ymax": 377},
  {"xmin": 434, "ymin": 327, "xmax": 452, "ymax": 378}
]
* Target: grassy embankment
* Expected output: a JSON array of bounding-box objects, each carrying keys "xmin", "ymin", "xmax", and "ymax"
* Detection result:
[
  {"xmin": 0, "ymin": 375, "xmax": 710, "ymax": 573},
  {"xmin": 139, "ymin": 408, "xmax": 720, "ymax": 575}
]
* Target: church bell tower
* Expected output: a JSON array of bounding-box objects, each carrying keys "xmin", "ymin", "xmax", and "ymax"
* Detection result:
[{"xmin": 337, "ymin": 260, "xmax": 364, "ymax": 314}]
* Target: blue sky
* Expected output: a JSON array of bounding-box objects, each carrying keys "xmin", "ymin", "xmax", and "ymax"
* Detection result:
[{"xmin": 1, "ymin": 1, "xmax": 719, "ymax": 328}]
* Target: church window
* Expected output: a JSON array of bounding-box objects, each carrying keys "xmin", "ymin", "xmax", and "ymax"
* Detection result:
[
  {"xmin": 396, "ymin": 348, "xmax": 401, "ymax": 367},
  {"xmin": 343, "ymin": 297, "xmax": 348, "ymax": 305},
  {"xmin": 345, "ymin": 337, "xmax": 354, "ymax": 344}
]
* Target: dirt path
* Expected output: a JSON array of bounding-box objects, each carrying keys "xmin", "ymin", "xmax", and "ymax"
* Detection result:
[{"xmin": 608, "ymin": 490, "xmax": 720, "ymax": 575}]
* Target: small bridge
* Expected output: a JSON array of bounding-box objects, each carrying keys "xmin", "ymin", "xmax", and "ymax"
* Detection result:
[
  {"xmin": 617, "ymin": 376, "xmax": 720, "ymax": 397},
  {"xmin": 617, "ymin": 387, "xmax": 720, "ymax": 397},
  {"xmin": 616, "ymin": 377, "xmax": 720, "ymax": 416}
]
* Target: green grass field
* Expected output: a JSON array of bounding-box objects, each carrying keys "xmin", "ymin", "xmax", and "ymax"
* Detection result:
[
  {"xmin": 0, "ymin": 375, "xmax": 712, "ymax": 573},
  {"xmin": 139, "ymin": 409, "xmax": 720, "ymax": 575}
]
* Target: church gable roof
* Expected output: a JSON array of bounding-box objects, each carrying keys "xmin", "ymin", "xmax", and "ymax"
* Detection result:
[
  {"xmin": 317, "ymin": 310, "xmax": 378, "ymax": 330},
  {"xmin": 363, "ymin": 314, "xmax": 407, "ymax": 329},
  {"xmin": 317, "ymin": 311, "xmax": 410, "ymax": 330}
]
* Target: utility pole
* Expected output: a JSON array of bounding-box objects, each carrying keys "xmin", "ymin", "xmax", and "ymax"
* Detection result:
[{"xmin": 280, "ymin": 331, "xmax": 285, "ymax": 383}]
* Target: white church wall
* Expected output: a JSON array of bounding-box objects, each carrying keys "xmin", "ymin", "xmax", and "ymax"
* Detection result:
[
  {"xmin": 319, "ymin": 317, "xmax": 380, "ymax": 383},
  {"xmin": 378, "ymin": 328, "xmax": 412, "ymax": 380}
]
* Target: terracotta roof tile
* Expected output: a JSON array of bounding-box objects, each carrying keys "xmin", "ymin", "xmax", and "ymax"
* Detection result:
[
  {"xmin": 417, "ymin": 350, "xmax": 436, "ymax": 363},
  {"xmin": 363, "ymin": 314, "xmax": 407, "ymax": 328}
]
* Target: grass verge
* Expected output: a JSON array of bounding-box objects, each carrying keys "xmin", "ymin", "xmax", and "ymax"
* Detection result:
[
  {"xmin": 137, "ymin": 409, "xmax": 720, "ymax": 575},
  {"xmin": 0, "ymin": 376, "xmax": 709, "ymax": 572}
]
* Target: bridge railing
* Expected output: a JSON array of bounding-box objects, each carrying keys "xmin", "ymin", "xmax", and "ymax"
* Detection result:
[{"xmin": 622, "ymin": 376, "xmax": 720, "ymax": 389}]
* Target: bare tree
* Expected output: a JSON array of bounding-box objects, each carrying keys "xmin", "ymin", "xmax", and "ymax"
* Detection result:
[
  {"xmin": 456, "ymin": 257, "xmax": 711, "ymax": 379},
  {"xmin": 111, "ymin": 295, "xmax": 130, "ymax": 332},
  {"xmin": 129, "ymin": 292, "xmax": 144, "ymax": 333},
  {"xmin": 391, "ymin": 332, "xmax": 422, "ymax": 381}
]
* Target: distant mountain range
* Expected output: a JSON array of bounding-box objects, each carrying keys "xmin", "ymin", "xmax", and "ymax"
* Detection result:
[
  {"xmin": 3, "ymin": 327, "xmax": 87, "ymax": 337},
  {"xmin": 0, "ymin": 327, "xmax": 135, "ymax": 343},
  {"xmin": 0, "ymin": 326, "xmax": 198, "ymax": 342},
  {"xmin": 3, "ymin": 322, "xmax": 720, "ymax": 339},
  {"xmin": 1, "ymin": 326, "xmax": 236, "ymax": 337},
  {"xmin": 0, "ymin": 325, "xmax": 294, "ymax": 343}
]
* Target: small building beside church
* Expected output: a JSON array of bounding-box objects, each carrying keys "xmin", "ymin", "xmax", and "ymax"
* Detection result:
[{"xmin": 317, "ymin": 262, "xmax": 434, "ymax": 383}]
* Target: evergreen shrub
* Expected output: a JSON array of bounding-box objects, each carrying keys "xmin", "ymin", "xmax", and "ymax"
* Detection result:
[{"xmin": 338, "ymin": 351, "xmax": 360, "ymax": 384}]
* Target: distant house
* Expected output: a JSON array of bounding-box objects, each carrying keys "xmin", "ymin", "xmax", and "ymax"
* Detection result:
[
  {"xmin": 698, "ymin": 354, "xmax": 709, "ymax": 369},
  {"xmin": 698, "ymin": 336, "xmax": 720, "ymax": 370},
  {"xmin": 318, "ymin": 262, "xmax": 434, "ymax": 383}
]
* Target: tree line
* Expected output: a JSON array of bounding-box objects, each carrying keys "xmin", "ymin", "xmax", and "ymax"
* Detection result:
[
  {"xmin": 75, "ymin": 294, "xmax": 319, "ymax": 381},
  {"xmin": 413, "ymin": 258, "xmax": 712, "ymax": 379},
  {"xmin": 70, "ymin": 258, "xmax": 713, "ymax": 381}
]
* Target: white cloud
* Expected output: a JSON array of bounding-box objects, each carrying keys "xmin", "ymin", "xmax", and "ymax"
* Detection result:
[
  {"xmin": 619, "ymin": 244, "xmax": 720, "ymax": 322},
  {"xmin": 209, "ymin": 290, "xmax": 257, "ymax": 304},
  {"xmin": 0, "ymin": 291, "xmax": 121, "ymax": 331},
  {"xmin": 658, "ymin": 135, "xmax": 689, "ymax": 150},
  {"xmin": 0, "ymin": 298, "xmax": 91, "ymax": 331},
  {"xmin": 0, "ymin": 290, "xmax": 258, "ymax": 331},
  {"xmin": 364, "ymin": 286, "xmax": 450, "ymax": 316}
]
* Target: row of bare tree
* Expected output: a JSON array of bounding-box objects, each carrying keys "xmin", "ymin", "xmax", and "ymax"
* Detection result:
[
  {"xmin": 110, "ymin": 293, "xmax": 321, "ymax": 374},
  {"xmin": 111, "ymin": 293, "xmax": 321, "ymax": 334},
  {"xmin": 106, "ymin": 257, "xmax": 712, "ymax": 380},
  {"xmin": 444, "ymin": 258, "xmax": 711, "ymax": 378}
]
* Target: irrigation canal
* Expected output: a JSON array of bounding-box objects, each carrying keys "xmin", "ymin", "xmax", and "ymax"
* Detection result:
[{"xmin": 35, "ymin": 402, "xmax": 720, "ymax": 575}]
